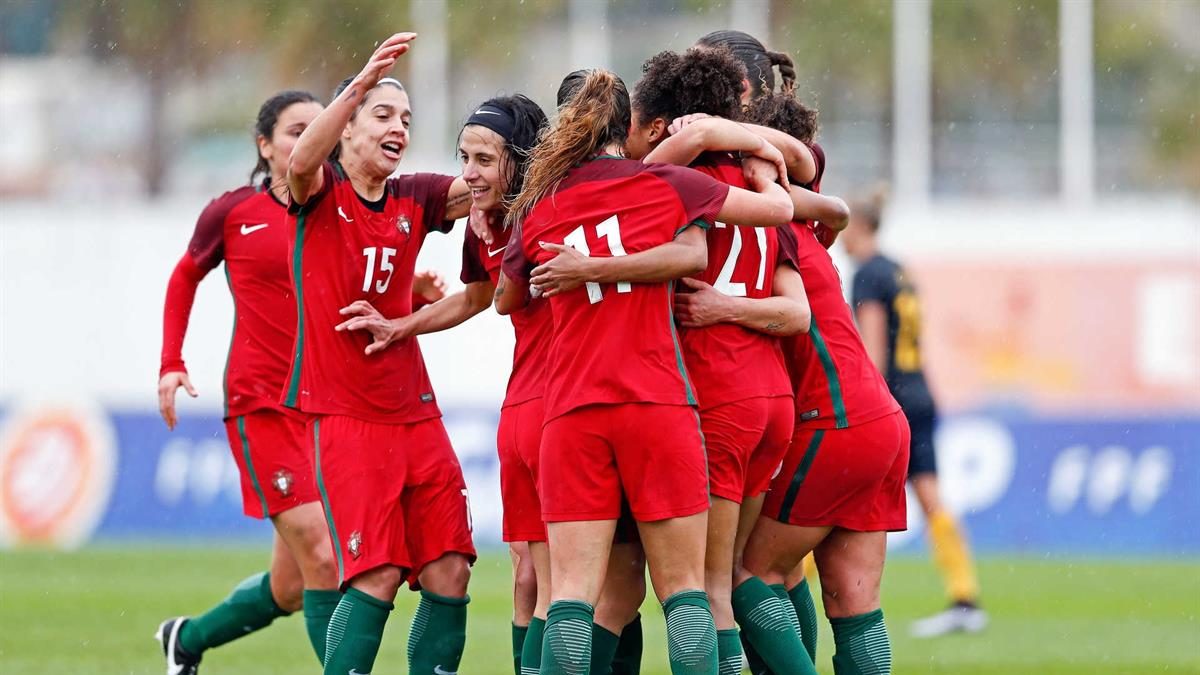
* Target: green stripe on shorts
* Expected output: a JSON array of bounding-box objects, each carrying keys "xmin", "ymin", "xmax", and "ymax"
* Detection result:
[
  {"xmin": 777, "ymin": 430, "xmax": 825, "ymax": 523},
  {"xmin": 236, "ymin": 416, "xmax": 270, "ymax": 518},
  {"xmin": 312, "ymin": 419, "xmax": 345, "ymax": 585}
]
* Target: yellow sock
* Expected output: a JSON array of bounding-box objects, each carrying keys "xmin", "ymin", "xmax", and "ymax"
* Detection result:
[{"xmin": 926, "ymin": 510, "xmax": 980, "ymax": 602}]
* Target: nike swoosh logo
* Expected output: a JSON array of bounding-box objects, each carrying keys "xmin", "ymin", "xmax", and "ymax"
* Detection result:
[
  {"xmin": 240, "ymin": 223, "xmax": 269, "ymax": 235},
  {"xmin": 487, "ymin": 245, "xmax": 507, "ymax": 257},
  {"xmin": 434, "ymin": 667, "xmax": 457, "ymax": 675},
  {"xmin": 348, "ymin": 670, "xmax": 370, "ymax": 675},
  {"xmin": 338, "ymin": 207, "xmax": 354, "ymax": 223},
  {"xmin": 473, "ymin": 109, "xmax": 501, "ymax": 116}
]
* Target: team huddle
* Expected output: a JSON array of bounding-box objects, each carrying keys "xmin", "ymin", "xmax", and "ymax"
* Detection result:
[{"xmin": 157, "ymin": 27, "xmax": 982, "ymax": 675}]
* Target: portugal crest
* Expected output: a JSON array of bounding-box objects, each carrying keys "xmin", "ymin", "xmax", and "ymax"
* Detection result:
[
  {"xmin": 396, "ymin": 215, "xmax": 411, "ymax": 236},
  {"xmin": 348, "ymin": 531, "xmax": 363, "ymax": 559},
  {"xmin": 270, "ymin": 470, "xmax": 293, "ymax": 497}
]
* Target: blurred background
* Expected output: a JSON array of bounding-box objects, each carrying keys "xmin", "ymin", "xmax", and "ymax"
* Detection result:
[{"xmin": 1, "ymin": 1, "xmax": 1197, "ymax": 673}]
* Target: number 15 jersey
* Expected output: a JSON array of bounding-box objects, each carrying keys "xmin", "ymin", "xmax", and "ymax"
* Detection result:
[
  {"xmin": 284, "ymin": 162, "xmax": 456, "ymax": 424},
  {"xmin": 503, "ymin": 156, "xmax": 729, "ymax": 423}
]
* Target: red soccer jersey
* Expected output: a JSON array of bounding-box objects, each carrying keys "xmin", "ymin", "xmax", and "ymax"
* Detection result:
[
  {"xmin": 283, "ymin": 162, "xmax": 455, "ymax": 423},
  {"xmin": 503, "ymin": 156, "xmax": 730, "ymax": 422},
  {"xmin": 681, "ymin": 155, "xmax": 794, "ymax": 409},
  {"xmin": 782, "ymin": 223, "xmax": 899, "ymax": 430},
  {"xmin": 161, "ymin": 184, "xmax": 302, "ymax": 419},
  {"xmin": 461, "ymin": 218, "xmax": 553, "ymax": 408}
]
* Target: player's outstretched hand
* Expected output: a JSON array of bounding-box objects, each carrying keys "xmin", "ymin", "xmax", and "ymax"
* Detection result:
[
  {"xmin": 413, "ymin": 269, "xmax": 448, "ymax": 303},
  {"xmin": 336, "ymin": 300, "xmax": 404, "ymax": 355},
  {"xmin": 743, "ymin": 143, "xmax": 790, "ymax": 191},
  {"xmin": 674, "ymin": 277, "xmax": 732, "ymax": 328},
  {"xmin": 531, "ymin": 242, "xmax": 594, "ymax": 297},
  {"xmin": 157, "ymin": 371, "xmax": 197, "ymax": 431},
  {"xmin": 468, "ymin": 206, "xmax": 497, "ymax": 246},
  {"xmin": 353, "ymin": 32, "xmax": 417, "ymax": 93}
]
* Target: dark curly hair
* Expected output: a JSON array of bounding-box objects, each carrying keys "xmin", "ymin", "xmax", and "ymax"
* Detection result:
[
  {"xmin": 744, "ymin": 92, "xmax": 819, "ymax": 145},
  {"xmin": 696, "ymin": 29, "xmax": 796, "ymax": 100},
  {"xmin": 459, "ymin": 94, "xmax": 549, "ymax": 203},
  {"xmin": 633, "ymin": 46, "xmax": 746, "ymax": 124},
  {"xmin": 250, "ymin": 90, "xmax": 320, "ymax": 184}
]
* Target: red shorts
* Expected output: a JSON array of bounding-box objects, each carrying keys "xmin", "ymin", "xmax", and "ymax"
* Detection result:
[
  {"xmin": 310, "ymin": 414, "xmax": 477, "ymax": 590},
  {"xmin": 763, "ymin": 410, "xmax": 910, "ymax": 531},
  {"xmin": 497, "ymin": 398, "xmax": 547, "ymax": 543},
  {"xmin": 540, "ymin": 403, "xmax": 709, "ymax": 523},
  {"xmin": 703, "ymin": 396, "xmax": 794, "ymax": 504},
  {"xmin": 223, "ymin": 410, "xmax": 318, "ymax": 519}
]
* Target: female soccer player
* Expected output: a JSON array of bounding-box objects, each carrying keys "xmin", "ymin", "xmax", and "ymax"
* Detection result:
[
  {"xmin": 155, "ymin": 90, "xmax": 341, "ymax": 674},
  {"xmin": 496, "ymin": 69, "xmax": 793, "ymax": 675},
  {"xmin": 284, "ymin": 32, "xmax": 476, "ymax": 675},
  {"xmin": 841, "ymin": 189, "xmax": 987, "ymax": 638},
  {"xmin": 346, "ymin": 93, "xmax": 551, "ymax": 675}
]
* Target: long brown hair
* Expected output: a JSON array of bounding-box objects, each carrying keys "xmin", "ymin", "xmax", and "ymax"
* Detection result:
[{"xmin": 506, "ymin": 70, "xmax": 631, "ymax": 227}]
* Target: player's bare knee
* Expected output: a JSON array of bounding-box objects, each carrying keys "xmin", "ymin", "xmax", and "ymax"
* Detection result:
[{"xmin": 420, "ymin": 553, "xmax": 472, "ymax": 598}]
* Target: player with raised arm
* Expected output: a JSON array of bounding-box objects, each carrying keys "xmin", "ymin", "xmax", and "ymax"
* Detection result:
[
  {"xmin": 841, "ymin": 188, "xmax": 987, "ymax": 638},
  {"xmin": 155, "ymin": 90, "xmax": 341, "ymax": 675},
  {"xmin": 495, "ymin": 69, "xmax": 792, "ymax": 675},
  {"xmin": 284, "ymin": 32, "xmax": 476, "ymax": 675}
]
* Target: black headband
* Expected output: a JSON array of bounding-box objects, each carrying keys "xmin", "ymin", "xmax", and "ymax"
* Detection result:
[{"xmin": 464, "ymin": 104, "xmax": 516, "ymax": 143}]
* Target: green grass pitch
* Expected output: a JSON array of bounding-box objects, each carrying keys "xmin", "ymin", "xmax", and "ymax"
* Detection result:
[{"xmin": 1, "ymin": 547, "xmax": 1197, "ymax": 674}]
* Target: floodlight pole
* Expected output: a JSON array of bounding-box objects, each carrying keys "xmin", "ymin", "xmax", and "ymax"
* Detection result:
[
  {"xmin": 569, "ymin": 0, "xmax": 610, "ymax": 70},
  {"xmin": 409, "ymin": 0, "xmax": 450, "ymax": 161},
  {"xmin": 1060, "ymin": 0, "xmax": 1095, "ymax": 205},
  {"xmin": 893, "ymin": 0, "xmax": 932, "ymax": 204}
]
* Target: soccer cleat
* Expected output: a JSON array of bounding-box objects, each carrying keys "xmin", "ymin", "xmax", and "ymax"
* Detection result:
[
  {"xmin": 155, "ymin": 617, "xmax": 202, "ymax": 675},
  {"xmin": 910, "ymin": 603, "xmax": 989, "ymax": 638}
]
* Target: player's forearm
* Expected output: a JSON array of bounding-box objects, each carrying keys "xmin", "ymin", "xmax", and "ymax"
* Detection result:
[
  {"xmin": 647, "ymin": 118, "xmax": 766, "ymax": 166},
  {"xmin": 740, "ymin": 123, "xmax": 816, "ymax": 185},
  {"xmin": 494, "ymin": 272, "xmax": 528, "ymax": 316},
  {"xmin": 395, "ymin": 283, "xmax": 492, "ymax": 337},
  {"xmin": 160, "ymin": 254, "xmax": 207, "ymax": 375},
  {"xmin": 792, "ymin": 187, "xmax": 849, "ymax": 231},
  {"xmin": 721, "ymin": 295, "xmax": 811, "ymax": 336},
  {"xmin": 288, "ymin": 83, "xmax": 364, "ymax": 200},
  {"xmin": 584, "ymin": 240, "xmax": 707, "ymax": 284}
]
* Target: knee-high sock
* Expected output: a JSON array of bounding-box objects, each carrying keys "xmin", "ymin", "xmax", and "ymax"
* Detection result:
[
  {"xmin": 716, "ymin": 629, "xmax": 743, "ymax": 675},
  {"xmin": 512, "ymin": 622, "xmax": 529, "ymax": 675},
  {"xmin": 830, "ymin": 609, "xmax": 891, "ymax": 675},
  {"xmin": 662, "ymin": 589, "xmax": 719, "ymax": 675},
  {"xmin": 406, "ymin": 590, "xmax": 469, "ymax": 675},
  {"xmin": 179, "ymin": 572, "xmax": 290, "ymax": 656},
  {"xmin": 787, "ymin": 579, "xmax": 819, "ymax": 663},
  {"xmin": 323, "ymin": 587, "xmax": 392, "ymax": 674},
  {"xmin": 520, "ymin": 617, "xmax": 546, "ymax": 675},
  {"xmin": 303, "ymin": 589, "xmax": 342, "ymax": 664},
  {"xmin": 611, "ymin": 614, "xmax": 644, "ymax": 675},
  {"xmin": 542, "ymin": 600, "xmax": 594, "ymax": 675},
  {"xmin": 927, "ymin": 510, "xmax": 980, "ymax": 603},
  {"xmin": 732, "ymin": 577, "xmax": 816, "ymax": 675},
  {"xmin": 591, "ymin": 624, "xmax": 621, "ymax": 675}
]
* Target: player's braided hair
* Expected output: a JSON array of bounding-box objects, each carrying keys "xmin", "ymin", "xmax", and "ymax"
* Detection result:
[
  {"xmin": 507, "ymin": 70, "xmax": 630, "ymax": 228},
  {"xmin": 459, "ymin": 94, "xmax": 549, "ymax": 205},
  {"xmin": 250, "ymin": 90, "xmax": 320, "ymax": 186},
  {"xmin": 696, "ymin": 29, "xmax": 796, "ymax": 100},
  {"xmin": 744, "ymin": 90, "xmax": 819, "ymax": 145},
  {"xmin": 633, "ymin": 46, "xmax": 746, "ymax": 124}
]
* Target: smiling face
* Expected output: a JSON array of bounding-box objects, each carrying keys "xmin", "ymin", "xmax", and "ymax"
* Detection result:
[
  {"xmin": 258, "ymin": 101, "xmax": 323, "ymax": 183},
  {"xmin": 458, "ymin": 125, "xmax": 511, "ymax": 213},
  {"xmin": 341, "ymin": 85, "xmax": 411, "ymax": 180}
]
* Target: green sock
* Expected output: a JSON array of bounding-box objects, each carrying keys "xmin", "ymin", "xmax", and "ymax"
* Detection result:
[
  {"xmin": 717, "ymin": 629, "xmax": 743, "ymax": 675},
  {"xmin": 520, "ymin": 617, "xmax": 545, "ymax": 675},
  {"xmin": 178, "ymin": 572, "xmax": 290, "ymax": 655},
  {"xmin": 323, "ymin": 587, "xmax": 393, "ymax": 674},
  {"xmin": 512, "ymin": 622, "xmax": 529, "ymax": 675},
  {"xmin": 830, "ymin": 609, "xmax": 890, "ymax": 675},
  {"xmin": 303, "ymin": 589, "xmax": 342, "ymax": 665},
  {"xmin": 788, "ymin": 579, "xmax": 819, "ymax": 663},
  {"xmin": 407, "ymin": 590, "xmax": 469, "ymax": 675},
  {"xmin": 732, "ymin": 577, "xmax": 816, "ymax": 675},
  {"xmin": 662, "ymin": 589, "xmax": 719, "ymax": 675},
  {"xmin": 612, "ymin": 613, "xmax": 644, "ymax": 675},
  {"xmin": 541, "ymin": 600, "xmax": 594, "ymax": 675},
  {"xmin": 769, "ymin": 584, "xmax": 806, "ymax": 649},
  {"xmin": 740, "ymin": 632, "xmax": 769, "ymax": 675},
  {"xmin": 591, "ymin": 624, "xmax": 621, "ymax": 675}
]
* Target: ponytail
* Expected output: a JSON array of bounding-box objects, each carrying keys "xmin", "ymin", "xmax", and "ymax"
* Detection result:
[
  {"xmin": 507, "ymin": 70, "xmax": 631, "ymax": 227},
  {"xmin": 768, "ymin": 50, "xmax": 796, "ymax": 95}
]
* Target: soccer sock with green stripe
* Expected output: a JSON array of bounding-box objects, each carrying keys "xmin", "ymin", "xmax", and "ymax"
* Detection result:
[
  {"xmin": 612, "ymin": 613, "xmax": 644, "ymax": 675},
  {"xmin": 591, "ymin": 624, "xmax": 621, "ymax": 674},
  {"xmin": 740, "ymin": 633, "xmax": 769, "ymax": 675},
  {"xmin": 302, "ymin": 589, "xmax": 342, "ymax": 664},
  {"xmin": 830, "ymin": 609, "xmax": 891, "ymax": 675},
  {"xmin": 770, "ymin": 584, "xmax": 806, "ymax": 648},
  {"xmin": 662, "ymin": 589, "xmax": 719, "ymax": 675},
  {"xmin": 520, "ymin": 617, "xmax": 545, "ymax": 675},
  {"xmin": 178, "ymin": 572, "xmax": 290, "ymax": 656},
  {"xmin": 732, "ymin": 577, "xmax": 817, "ymax": 675},
  {"xmin": 512, "ymin": 622, "xmax": 529, "ymax": 675},
  {"xmin": 541, "ymin": 600, "xmax": 594, "ymax": 675},
  {"xmin": 716, "ymin": 629, "xmax": 743, "ymax": 675},
  {"xmin": 788, "ymin": 579, "xmax": 819, "ymax": 663},
  {"xmin": 407, "ymin": 590, "xmax": 469, "ymax": 675},
  {"xmin": 322, "ymin": 587, "xmax": 392, "ymax": 674}
]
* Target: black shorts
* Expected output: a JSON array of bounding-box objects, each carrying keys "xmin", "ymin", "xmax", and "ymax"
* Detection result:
[{"xmin": 902, "ymin": 401, "xmax": 937, "ymax": 477}]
